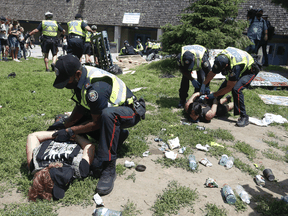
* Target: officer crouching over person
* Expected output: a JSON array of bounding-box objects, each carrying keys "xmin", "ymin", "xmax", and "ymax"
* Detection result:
[
  {"xmin": 119, "ymin": 40, "xmax": 142, "ymax": 56},
  {"xmin": 67, "ymin": 14, "xmax": 93, "ymax": 59},
  {"xmin": 200, "ymin": 47, "xmax": 261, "ymax": 127},
  {"xmin": 177, "ymin": 44, "xmax": 211, "ymax": 108},
  {"xmin": 27, "ymin": 11, "xmax": 65, "ymax": 72},
  {"xmin": 49, "ymin": 54, "xmax": 146, "ymax": 195}
]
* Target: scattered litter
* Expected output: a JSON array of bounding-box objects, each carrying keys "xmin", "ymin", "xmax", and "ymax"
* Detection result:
[
  {"xmin": 64, "ymin": 112, "xmax": 72, "ymax": 116},
  {"xmin": 258, "ymin": 94, "xmax": 288, "ymax": 106},
  {"xmin": 131, "ymin": 87, "xmax": 147, "ymax": 92},
  {"xmin": 205, "ymin": 178, "xmax": 218, "ymax": 188},
  {"xmin": 165, "ymin": 151, "xmax": 178, "ymax": 160},
  {"xmin": 167, "ymin": 137, "xmax": 180, "ymax": 150},
  {"xmin": 254, "ymin": 175, "xmax": 265, "ymax": 186},
  {"xmin": 142, "ymin": 151, "xmax": 150, "ymax": 157},
  {"xmin": 203, "ymin": 131, "xmax": 208, "ymax": 134},
  {"xmin": 225, "ymin": 157, "xmax": 234, "ymax": 169},
  {"xmin": 154, "ymin": 138, "xmax": 162, "ymax": 142},
  {"xmin": 124, "ymin": 160, "xmax": 135, "ymax": 168},
  {"xmin": 254, "ymin": 163, "xmax": 258, "ymax": 168},
  {"xmin": 188, "ymin": 154, "xmax": 197, "ymax": 170},
  {"xmin": 7, "ymin": 72, "xmax": 16, "ymax": 78},
  {"xmin": 281, "ymin": 195, "xmax": 288, "ymax": 203},
  {"xmin": 196, "ymin": 144, "xmax": 210, "ymax": 152},
  {"xmin": 93, "ymin": 208, "xmax": 122, "ymax": 216},
  {"xmin": 263, "ymin": 168, "xmax": 275, "ymax": 181},
  {"xmin": 31, "ymin": 90, "xmax": 36, "ymax": 93},
  {"xmin": 41, "ymin": 113, "xmax": 45, "ymax": 116},
  {"xmin": 158, "ymin": 142, "xmax": 169, "ymax": 152},
  {"xmin": 93, "ymin": 193, "xmax": 104, "ymax": 206},
  {"xmin": 249, "ymin": 113, "xmax": 288, "ymax": 127},
  {"xmin": 131, "ymin": 71, "xmax": 136, "ymax": 74},
  {"xmin": 196, "ymin": 125, "xmax": 205, "ymax": 130},
  {"xmin": 219, "ymin": 154, "xmax": 228, "ymax": 166},
  {"xmin": 210, "ymin": 142, "xmax": 224, "ymax": 148},
  {"xmin": 135, "ymin": 165, "xmax": 146, "ymax": 172},
  {"xmin": 0, "ymin": 105, "xmax": 2, "ymax": 108},
  {"xmin": 199, "ymin": 158, "xmax": 213, "ymax": 167},
  {"xmin": 222, "ymin": 184, "xmax": 237, "ymax": 205},
  {"xmin": 181, "ymin": 121, "xmax": 191, "ymax": 125},
  {"xmin": 178, "ymin": 146, "xmax": 186, "ymax": 154},
  {"xmin": 235, "ymin": 185, "xmax": 250, "ymax": 204}
]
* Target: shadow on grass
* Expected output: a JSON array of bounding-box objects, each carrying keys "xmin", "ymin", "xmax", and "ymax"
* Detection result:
[
  {"xmin": 156, "ymin": 97, "xmax": 179, "ymax": 108},
  {"xmin": 145, "ymin": 58, "xmax": 179, "ymax": 75},
  {"xmin": 20, "ymin": 162, "xmax": 34, "ymax": 181}
]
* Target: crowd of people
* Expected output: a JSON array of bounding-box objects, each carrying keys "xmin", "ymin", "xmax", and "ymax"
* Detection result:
[{"xmin": 0, "ymin": 16, "xmax": 35, "ymax": 62}]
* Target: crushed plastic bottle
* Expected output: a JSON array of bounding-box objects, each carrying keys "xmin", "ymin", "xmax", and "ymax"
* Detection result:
[
  {"xmin": 188, "ymin": 155, "xmax": 197, "ymax": 170},
  {"xmin": 93, "ymin": 208, "xmax": 122, "ymax": 216},
  {"xmin": 235, "ymin": 185, "xmax": 250, "ymax": 204},
  {"xmin": 219, "ymin": 154, "xmax": 228, "ymax": 166},
  {"xmin": 222, "ymin": 184, "xmax": 237, "ymax": 204},
  {"xmin": 281, "ymin": 195, "xmax": 288, "ymax": 203},
  {"xmin": 225, "ymin": 157, "xmax": 234, "ymax": 169}
]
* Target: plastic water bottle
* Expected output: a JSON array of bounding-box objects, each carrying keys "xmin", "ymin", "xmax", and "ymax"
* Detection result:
[
  {"xmin": 225, "ymin": 157, "xmax": 234, "ymax": 169},
  {"xmin": 235, "ymin": 185, "xmax": 250, "ymax": 204},
  {"xmin": 93, "ymin": 208, "xmax": 122, "ymax": 216},
  {"xmin": 188, "ymin": 155, "xmax": 197, "ymax": 170},
  {"xmin": 281, "ymin": 195, "xmax": 288, "ymax": 203},
  {"xmin": 222, "ymin": 184, "xmax": 237, "ymax": 204},
  {"xmin": 219, "ymin": 154, "xmax": 228, "ymax": 166}
]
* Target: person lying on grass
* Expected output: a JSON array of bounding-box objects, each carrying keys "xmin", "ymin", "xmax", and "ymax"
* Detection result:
[
  {"xmin": 184, "ymin": 92, "xmax": 234, "ymax": 123},
  {"xmin": 26, "ymin": 131, "xmax": 94, "ymax": 201}
]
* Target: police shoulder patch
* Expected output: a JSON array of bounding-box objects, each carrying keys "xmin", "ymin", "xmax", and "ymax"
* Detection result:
[{"xmin": 88, "ymin": 90, "xmax": 98, "ymax": 102}]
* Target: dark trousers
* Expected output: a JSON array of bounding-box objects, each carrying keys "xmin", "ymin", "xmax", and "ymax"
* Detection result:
[
  {"xmin": 218, "ymin": 73, "xmax": 256, "ymax": 117},
  {"xmin": 97, "ymin": 106, "xmax": 140, "ymax": 161},
  {"xmin": 258, "ymin": 42, "xmax": 268, "ymax": 65},
  {"xmin": 246, "ymin": 39, "xmax": 261, "ymax": 54},
  {"xmin": 67, "ymin": 37, "xmax": 84, "ymax": 59},
  {"xmin": 179, "ymin": 69, "xmax": 207, "ymax": 101}
]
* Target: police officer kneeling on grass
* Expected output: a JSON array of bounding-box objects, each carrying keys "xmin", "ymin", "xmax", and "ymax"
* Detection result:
[
  {"xmin": 200, "ymin": 47, "xmax": 261, "ymax": 127},
  {"xmin": 119, "ymin": 40, "xmax": 142, "ymax": 56},
  {"xmin": 27, "ymin": 11, "xmax": 65, "ymax": 72},
  {"xmin": 50, "ymin": 54, "xmax": 146, "ymax": 195},
  {"xmin": 177, "ymin": 44, "xmax": 211, "ymax": 108},
  {"xmin": 67, "ymin": 14, "xmax": 93, "ymax": 59}
]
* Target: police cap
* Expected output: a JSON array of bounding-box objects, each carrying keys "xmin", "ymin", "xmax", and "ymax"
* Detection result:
[
  {"xmin": 45, "ymin": 11, "xmax": 53, "ymax": 18},
  {"xmin": 182, "ymin": 51, "xmax": 195, "ymax": 70},
  {"xmin": 75, "ymin": 13, "xmax": 83, "ymax": 19},
  {"xmin": 212, "ymin": 55, "xmax": 229, "ymax": 74},
  {"xmin": 91, "ymin": 25, "xmax": 97, "ymax": 30},
  {"xmin": 53, "ymin": 55, "xmax": 82, "ymax": 89}
]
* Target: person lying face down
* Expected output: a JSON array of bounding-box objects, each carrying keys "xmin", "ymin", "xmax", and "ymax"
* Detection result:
[
  {"xmin": 184, "ymin": 92, "xmax": 234, "ymax": 123},
  {"xmin": 26, "ymin": 131, "xmax": 94, "ymax": 201}
]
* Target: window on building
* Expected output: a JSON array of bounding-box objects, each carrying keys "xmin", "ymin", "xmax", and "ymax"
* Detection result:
[{"xmin": 277, "ymin": 46, "xmax": 286, "ymax": 55}]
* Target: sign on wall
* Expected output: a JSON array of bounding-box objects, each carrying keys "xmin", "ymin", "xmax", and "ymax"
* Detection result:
[{"xmin": 122, "ymin": 13, "xmax": 141, "ymax": 24}]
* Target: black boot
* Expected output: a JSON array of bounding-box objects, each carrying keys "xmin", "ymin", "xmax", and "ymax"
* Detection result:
[
  {"xmin": 96, "ymin": 160, "xmax": 116, "ymax": 195},
  {"xmin": 236, "ymin": 115, "xmax": 249, "ymax": 127}
]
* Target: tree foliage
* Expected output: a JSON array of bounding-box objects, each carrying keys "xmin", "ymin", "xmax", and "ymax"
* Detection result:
[
  {"xmin": 272, "ymin": 0, "xmax": 288, "ymax": 10},
  {"xmin": 161, "ymin": 0, "xmax": 251, "ymax": 54}
]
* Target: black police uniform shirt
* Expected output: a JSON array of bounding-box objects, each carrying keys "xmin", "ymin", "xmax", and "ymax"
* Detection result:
[
  {"xmin": 36, "ymin": 22, "xmax": 64, "ymax": 39},
  {"xmin": 74, "ymin": 69, "xmax": 134, "ymax": 115},
  {"xmin": 214, "ymin": 64, "xmax": 245, "ymax": 82}
]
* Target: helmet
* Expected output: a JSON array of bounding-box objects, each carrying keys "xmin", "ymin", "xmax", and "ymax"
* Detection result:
[
  {"xmin": 91, "ymin": 25, "xmax": 97, "ymax": 30},
  {"xmin": 137, "ymin": 38, "xmax": 141, "ymax": 42},
  {"xmin": 45, "ymin": 11, "xmax": 53, "ymax": 19}
]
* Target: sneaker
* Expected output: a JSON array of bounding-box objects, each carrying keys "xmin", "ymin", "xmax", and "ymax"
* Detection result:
[
  {"xmin": 46, "ymin": 68, "xmax": 50, "ymax": 72},
  {"xmin": 14, "ymin": 59, "xmax": 21, "ymax": 62},
  {"xmin": 96, "ymin": 160, "xmax": 116, "ymax": 196},
  {"xmin": 177, "ymin": 100, "xmax": 185, "ymax": 108},
  {"xmin": 236, "ymin": 115, "xmax": 249, "ymax": 127},
  {"xmin": 51, "ymin": 63, "xmax": 55, "ymax": 71}
]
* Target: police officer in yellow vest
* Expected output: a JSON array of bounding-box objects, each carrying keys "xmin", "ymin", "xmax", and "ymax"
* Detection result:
[
  {"xmin": 177, "ymin": 44, "xmax": 211, "ymax": 108},
  {"xmin": 51, "ymin": 54, "xmax": 145, "ymax": 196},
  {"xmin": 200, "ymin": 47, "xmax": 260, "ymax": 127},
  {"xmin": 83, "ymin": 21, "xmax": 92, "ymax": 64},
  {"xmin": 28, "ymin": 11, "xmax": 65, "ymax": 72},
  {"xmin": 67, "ymin": 14, "xmax": 93, "ymax": 59},
  {"xmin": 144, "ymin": 38, "xmax": 152, "ymax": 55}
]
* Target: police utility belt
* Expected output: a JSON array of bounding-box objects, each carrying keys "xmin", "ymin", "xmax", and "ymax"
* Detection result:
[
  {"xmin": 125, "ymin": 96, "xmax": 146, "ymax": 120},
  {"xmin": 69, "ymin": 34, "xmax": 84, "ymax": 40}
]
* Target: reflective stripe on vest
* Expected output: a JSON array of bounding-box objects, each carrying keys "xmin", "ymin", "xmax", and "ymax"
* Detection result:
[
  {"xmin": 42, "ymin": 20, "xmax": 58, "ymax": 37},
  {"xmin": 218, "ymin": 47, "xmax": 254, "ymax": 74},
  {"xmin": 181, "ymin": 45, "xmax": 206, "ymax": 71},
  {"xmin": 73, "ymin": 66, "xmax": 128, "ymax": 110},
  {"xmin": 85, "ymin": 31, "xmax": 91, "ymax": 42},
  {"xmin": 145, "ymin": 41, "xmax": 152, "ymax": 48},
  {"xmin": 68, "ymin": 20, "xmax": 85, "ymax": 37},
  {"xmin": 136, "ymin": 43, "xmax": 143, "ymax": 51}
]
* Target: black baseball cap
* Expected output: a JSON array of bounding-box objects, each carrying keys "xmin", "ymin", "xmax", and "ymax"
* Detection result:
[
  {"xmin": 53, "ymin": 55, "xmax": 81, "ymax": 89},
  {"xmin": 212, "ymin": 55, "xmax": 229, "ymax": 73},
  {"xmin": 50, "ymin": 166, "xmax": 74, "ymax": 200},
  {"xmin": 75, "ymin": 13, "xmax": 83, "ymax": 19},
  {"xmin": 182, "ymin": 51, "xmax": 195, "ymax": 70}
]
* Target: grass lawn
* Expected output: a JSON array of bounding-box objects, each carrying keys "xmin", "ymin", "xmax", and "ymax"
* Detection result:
[{"xmin": 0, "ymin": 57, "xmax": 287, "ymax": 215}]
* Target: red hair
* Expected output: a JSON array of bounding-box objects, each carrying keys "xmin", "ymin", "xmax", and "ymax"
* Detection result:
[{"xmin": 28, "ymin": 162, "xmax": 63, "ymax": 202}]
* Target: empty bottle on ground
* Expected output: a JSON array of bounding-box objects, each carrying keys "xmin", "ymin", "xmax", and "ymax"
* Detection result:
[
  {"xmin": 222, "ymin": 184, "xmax": 237, "ymax": 204},
  {"xmin": 225, "ymin": 156, "xmax": 234, "ymax": 169},
  {"xmin": 188, "ymin": 155, "xmax": 197, "ymax": 170},
  {"xmin": 235, "ymin": 185, "xmax": 250, "ymax": 204}
]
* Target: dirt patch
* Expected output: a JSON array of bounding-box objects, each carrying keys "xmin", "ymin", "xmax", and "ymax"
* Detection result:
[{"xmin": 1, "ymin": 117, "xmax": 288, "ymax": 215}]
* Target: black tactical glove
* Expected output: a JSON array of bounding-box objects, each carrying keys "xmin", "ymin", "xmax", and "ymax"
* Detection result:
[
  {"xmin": 52, "ymin": 129, "xmax": 71, "ymax": 142},
  {"xmin": 47, "ymin": 121, "xmax": 66, "ymax": 131},
  {"xmin": 24, "ymin": 33, "xmax": 31, "ymax": 41}
]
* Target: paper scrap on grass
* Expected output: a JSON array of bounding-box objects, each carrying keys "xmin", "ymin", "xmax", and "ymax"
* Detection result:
[
  {"xmin": 93, "ymin": 193, "xmax": 104, "ymax": 206},
  {"xmin": 131, "ymin": 87, "xmax": 147, "ymax": 92},
  {"xmin": 249, "ymin": 113, "xmax": 288, "ymax": 127},
  {"xmin": 123, "ymin": 70, "xmax": 132, "ymax": 74},
  {"xmin": 165, "ymin": 151, "xmax": 177, "ymax": 160},
  {"xmin": 258, "ymin": 94, "xmax": 288, "ymax": 106},
  {"xmin": 167, "ymin": 137, "xmax": 180, "ymax": 150}
]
